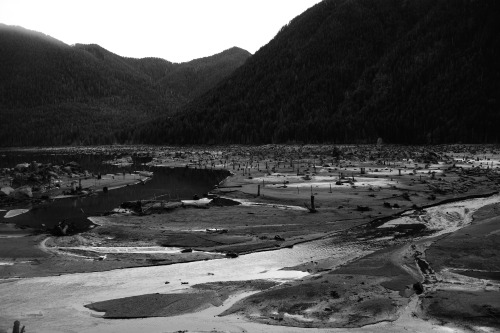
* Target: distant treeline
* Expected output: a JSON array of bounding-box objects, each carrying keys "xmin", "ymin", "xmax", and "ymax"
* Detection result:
[{"xmin": 122, "ymin": 0, "xmax": 500, "ymax": 145}]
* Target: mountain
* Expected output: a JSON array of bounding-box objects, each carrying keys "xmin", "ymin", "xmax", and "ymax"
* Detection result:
[
  {"xmin": 158, "ymin": 47, "xmax": 253, "ymax": 102},
  {"xmin": 0, "ymin": 24, "xmax": 250, "ymax": 146},
  {"xmin": 127, "ymin": 0, "xmax": 500, "ymax": 145}
]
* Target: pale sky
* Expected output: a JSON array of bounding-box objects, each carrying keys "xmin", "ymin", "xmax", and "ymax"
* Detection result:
[{"xmin": 0, "ymin": 0, "xmax": 322, "ymax": 62}]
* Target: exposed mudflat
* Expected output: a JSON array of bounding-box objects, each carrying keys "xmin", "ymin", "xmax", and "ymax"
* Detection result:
[
  {"xmin": 212, "ymin": 198, "xmax": 500, "ymax": 330},
  {"xmin": 1, "ymin": 144, "xmax": 500, "ymax": 332},
  {"xmin": 85, "ymin": 280, "xmax": 278, "ymax": 318},
  {"xmin": 419, "ymin": 203, "xmax": 500, "ymax": 330}
]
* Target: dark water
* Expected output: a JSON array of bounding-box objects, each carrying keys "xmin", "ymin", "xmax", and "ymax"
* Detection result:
[{"xmin": 0, "ymin": 151, "xmax": 229, "ymax": 230}]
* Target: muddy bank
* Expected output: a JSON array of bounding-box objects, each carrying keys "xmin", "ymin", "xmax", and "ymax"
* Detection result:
[
  {"xmin": 217, "ymin": 238, "xmax": 422, "ymax": 328},
  {"xmin": 85, "ymin": 280, "xmax": 278, "ymax": 318},
  {"xmin": 194, "ymin": 197, "xmax": 500, "ymax": 329},
  {"xmin": 418, "ymin": 202, "xmax": 500, "ymax": 330},
  {"xmin": 427, "ymin": 202, "xmax": 500, "ymax": 274}
]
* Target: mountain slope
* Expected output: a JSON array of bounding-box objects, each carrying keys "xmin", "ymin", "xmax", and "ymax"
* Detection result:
[
  {"xmin": 0, "ymin": 24, "xmax": 250, "ymax": 146},
  {"xmin": 159, "ymin": 47, "xmax": 252, "ymax": 101},
  {"xmin": 128, "ymin": 0, "xmax": 500, "ymax": 144}
]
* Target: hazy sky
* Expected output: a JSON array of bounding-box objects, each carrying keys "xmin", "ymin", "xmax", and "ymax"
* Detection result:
[{"xmin": 0, "ymin": 0, "xmax": 322, "ymax": 62}]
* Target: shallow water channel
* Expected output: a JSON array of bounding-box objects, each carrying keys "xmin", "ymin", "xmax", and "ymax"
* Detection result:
[
  {"xmin": 0, "ymin": 235, "xmax": 371, "ymax": 333},
  {"xmin": 0, "ymin": 151, "xmax": 228, "ymax": 229}
]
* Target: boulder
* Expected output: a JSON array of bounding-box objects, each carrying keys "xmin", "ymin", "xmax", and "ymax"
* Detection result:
[
  {"xmin": 356, "ymin": 205, "xmax": 371, "ymax": 212},
  {"xmin": 13, "ymin": 186, "xmax": 32, "ymax": 198},
  {"xmin": 120, "ymin": 200, "xmax": 142, "ymax": 213},
  {"xmin": 413, "ymin": 281, "xmax": 424, "ymax": 294},
  {"xmin": 209, "ymin": 197, "xmax": 241, "ymax": 207},
  {"xmin": 0, "ymin": 186, "xmax": 15, "ymax": 196},
  {"xmin": 15, "ymin": 163, "xmax": 29, "ymax": 171},
  {"xmin": 225, "ymin": 252, "xmax": 239, "ymax": 258}
]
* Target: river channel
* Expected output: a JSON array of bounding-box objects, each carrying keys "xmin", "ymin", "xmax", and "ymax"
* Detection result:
[
  {"xmin": 1, "ymin": 194, "xmax": 499, "ymax": 332},
  {"xmin": 0, "ymin": 151, "xmax": 228, "ymax": 229}
]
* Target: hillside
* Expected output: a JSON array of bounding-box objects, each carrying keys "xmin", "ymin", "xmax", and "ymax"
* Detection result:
[
  {"xmin": 0, "ymin": 24, "xmax": 250, "ymax": 146},
  {"xmin": 159, "ymin": 47, "xmax": 252, "ymax": 102},
  {"xmin": 127, "ymin": 0, "xmax": 500, "ymax": 144}
]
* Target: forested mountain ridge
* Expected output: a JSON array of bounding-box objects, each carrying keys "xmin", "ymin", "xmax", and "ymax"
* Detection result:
[
  {"xmin": 73, "ymin": 43, "xmax": 175, "ymax": 84},
  {"xmin": 126, "ymin": 0, "xmax": 500, "ymax": 144},
  {"xmin": 0, "ymin": 24, "xmax": 250, "ymax": 146}
]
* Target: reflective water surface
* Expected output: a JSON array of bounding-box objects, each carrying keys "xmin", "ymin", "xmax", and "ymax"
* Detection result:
[{"xmin": 0, "ymin": 151, "xmax": 228, "ymax": 229}]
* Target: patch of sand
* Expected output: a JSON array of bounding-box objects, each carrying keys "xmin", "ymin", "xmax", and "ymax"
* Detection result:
[
  {"xmin": 232, "ymin": 199, "xmax": 308, "ymax": 211},
  {"xmin": 4, "ymin": 209, "xmax": 30, "ymax": 218}
]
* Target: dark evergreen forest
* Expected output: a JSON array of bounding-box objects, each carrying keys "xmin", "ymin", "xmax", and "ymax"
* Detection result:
[
  {"xmin": 0, "ymin": 24, "xmax": 250, "ymax": 146},
  {"xmin": 125, "ymin": 0, "xmax": 500, "ymax": 145}
]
